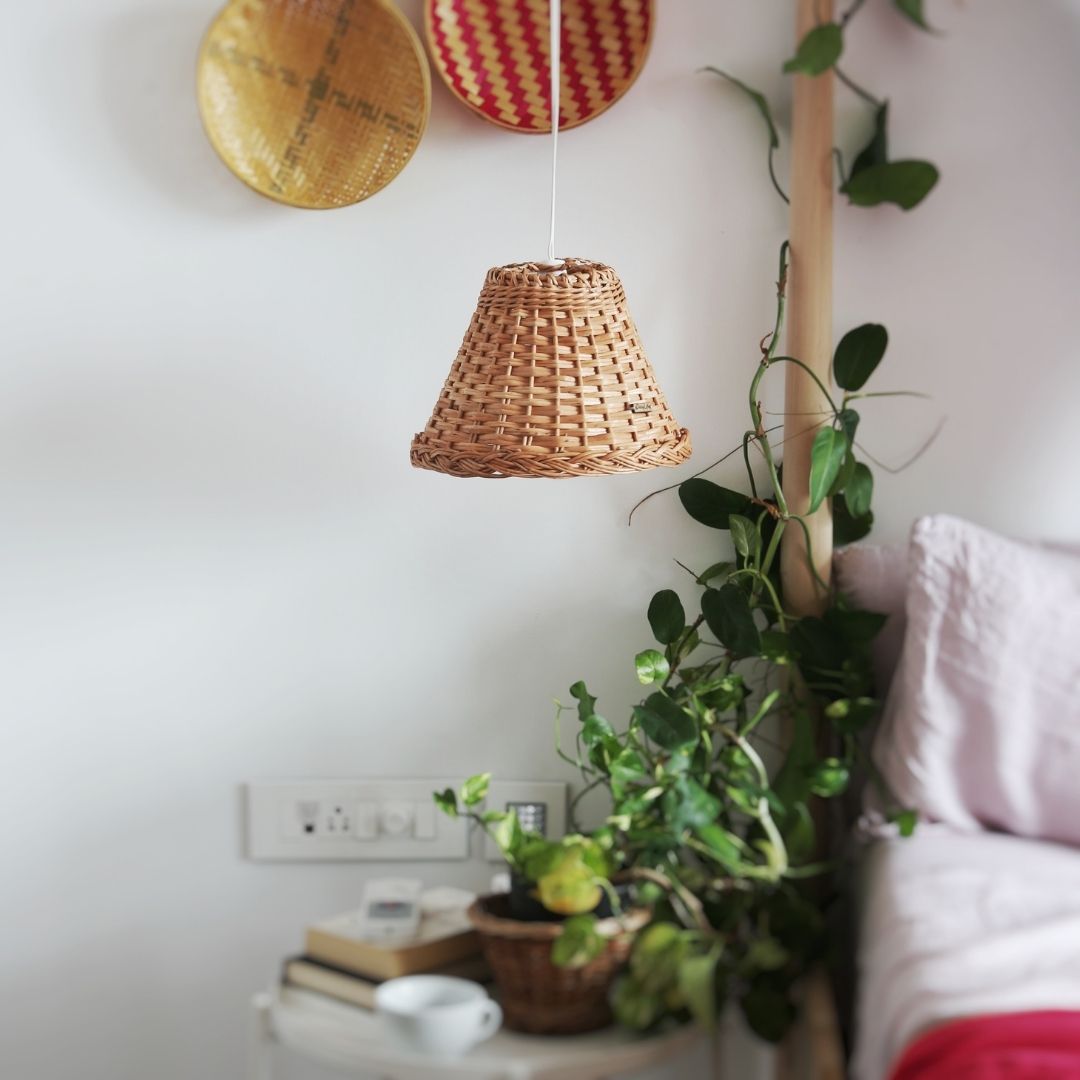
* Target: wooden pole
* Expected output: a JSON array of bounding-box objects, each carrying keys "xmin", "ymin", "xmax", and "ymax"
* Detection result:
[
  {"xmin": 774, "ymin": 8, "xmax": 844, "ymax": 1079},
  {"xmin": 781, "ymin": 0, "xmax": 835, "ymax": 617}
]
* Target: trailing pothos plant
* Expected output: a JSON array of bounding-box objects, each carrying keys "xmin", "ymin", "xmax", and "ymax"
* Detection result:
[
  {"xmin": 436, "ymin": 242, "xmax": 922, "ymax": 1042},
  {"xmin": 433, "ymin": 3, "xmax": 940, "ymax": 1041},
  {"xmin": 710, "ymin": 0, "xmax": 941, "ymax": 213}
]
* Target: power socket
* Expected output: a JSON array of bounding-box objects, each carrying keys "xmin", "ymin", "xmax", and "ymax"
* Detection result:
[
  {"xmin": 323, "ymin": 802, "xmax": 352, "ymax": 836},
  {"xmin": 281, "ymin": 798, "xmax": 353, "ymax": 839},
  {"xmin": 248, "ymin": 779, "xmax": 468, "ymax": 861}
]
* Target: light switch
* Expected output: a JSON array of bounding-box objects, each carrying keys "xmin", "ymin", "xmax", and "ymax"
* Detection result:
[
  {"xmin": 414, "ymin": 801, "xmax": 436, "ymax": 839},
  {"xmin": 354, "ymin": 801, "xmax": 378, "ymax": 840},
  {"xmin": 380, "ymin": 800, "xmax": 414, "ymax": 837}
]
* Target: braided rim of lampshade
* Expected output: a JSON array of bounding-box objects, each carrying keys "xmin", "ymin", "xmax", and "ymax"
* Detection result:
[{"xmin": 411, "ymin": 259, "xmax": 691, "ymax": 478}]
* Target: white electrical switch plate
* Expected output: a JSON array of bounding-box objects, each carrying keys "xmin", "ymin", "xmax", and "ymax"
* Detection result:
[
  {"xmin": 484, "ymin": 781, "xmax": 568, "ymax": 862},
  {"xmin": 246, "ymin": 780, "xmax": 468, "ymax": 862}
]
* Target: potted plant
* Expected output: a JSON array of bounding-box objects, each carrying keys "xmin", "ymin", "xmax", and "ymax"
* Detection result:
[
  {"xmin": 434, "ymin": 775, "xmax": 649, "ymax": 1034},
  {"xmin": 436, "ymin": 241, "xmax": 920, "ymax": 1044}
]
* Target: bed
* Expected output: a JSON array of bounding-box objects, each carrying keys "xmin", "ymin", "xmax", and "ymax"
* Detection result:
[
  {"xmin": 834, "ymin": 518, "xmax": 1080, "ymax": 1080},
  {"xmin": 852, "ymin": 825, "xmax": 1080, "ymax": 1079}
]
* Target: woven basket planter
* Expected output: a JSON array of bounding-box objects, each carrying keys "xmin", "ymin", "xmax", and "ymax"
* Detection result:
[
  {"xmin": 467, "ymin": 893, "xmax": 648, "ymax": 1035},
  {"xmin": 411, "ymin": 260, "xmax": 691, "ymax": 478}
]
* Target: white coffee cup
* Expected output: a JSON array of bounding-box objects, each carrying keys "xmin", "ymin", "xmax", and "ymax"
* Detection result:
[{"xmin": 374, "ymin": 975, "xmax": 502, "ymax": 1058}]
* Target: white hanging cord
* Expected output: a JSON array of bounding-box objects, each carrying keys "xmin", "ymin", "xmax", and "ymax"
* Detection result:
[{"xmin": 545, "ymin": 0, "xmax": 563, "ymax": 268}]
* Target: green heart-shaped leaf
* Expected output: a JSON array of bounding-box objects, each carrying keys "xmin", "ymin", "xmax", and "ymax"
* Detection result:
[
  {"xmin": 433, "ymin": 788, "xmax": 458, "ymax": 818},
  {"xmin": 834, "ymin": 324, "xmax": 888, "ymax": 391},
  {"xmin": 851, "ymin": 102, "xmax": 889, "ymax": 178},
  {"xmin": 460, "ymin": 773, "xmax": 491, "ymax": 807},
  {"xmin": 783, "ymin": 23, "xmax": 843, "ymax": 76},
  {"xmin": 609, "ymin": 747, "xmax": 647, "ymax": 788},
  {"xmin": 635, "ymin": 648, "xmax": 671, "ymax": 685},
  {"xmin": 845, "ymin": 461, "xmax": 874, "ymax": 518},
  {"xmin": 837, "ymin": 407, "xmax": 861, "ymax": 443},
  {"xmin": 679, "ymin": 478, "xmax": 753, "ymax": 530},
  {"xmin": 729, "ymin": 513, "xmax": 760, "ymax": 561},
  {"xmin": 701, "ymin": 584, "xmax": 761, "ymax": 658},
  {"xmin": 808, "ymin": 427, "xmax": 850, "ymax": 512},
  {"xmin": 892, "ymin": 808, "xmax": 919, "ymax": 837},
  {"xmin": 694, "ymin": 824, "xmax": 745, "ymax": 872},
  {"xmin": 647, "ymin": 589, "xmax": 685, "ymax": 645},
  {"xmin": 741, "ymin": 980, "xmax": 796, "ymax": 1043},
  {"xmin": 842, "ymin": 160, "xmax": 939, "ymax": 210},
  {"xmin": 569, "ymin": 680, "xmax": 597, "ymax": 724},
  {"xmin": 551, "ymin": 914, "xmax": 606, "ymax": 968},
  {"xmin": 581, "ymin": 712, "xmax": 616, "ymax": 749},
  {"xmin": 894, "ymin": 0, "xmax": 933, "ymax": 31},
  {"xmin": 632, "ymin": 692, "xmax": 698, "ymax": 750},
  {"xmin": 807, "ymin": 757, "xmax": 850, "ymax": 797},
  {"xmin": 834, "ymin": 500, "xmax": 874, "ymax": 546},
  {"xmin": 679, "ymin": 951, "xmax": 720, "ymax": 1029}
]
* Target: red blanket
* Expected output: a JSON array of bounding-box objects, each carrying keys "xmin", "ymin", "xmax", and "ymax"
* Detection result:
[{"xmin": 889, "ymin": 1012, "xmax": 1080, "ymax": 1080}]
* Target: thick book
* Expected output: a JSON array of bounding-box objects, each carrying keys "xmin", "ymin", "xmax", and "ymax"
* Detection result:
[
  {"xmin": 304, "ymin": 907, "xmax": 480, "ymax": 981},
  {"xmin": 282, "ymin": 954, "xmax": 492, "ymax": 1010}
]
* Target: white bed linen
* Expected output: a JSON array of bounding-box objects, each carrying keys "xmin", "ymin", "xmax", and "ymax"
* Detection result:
[{"xmin": 853, "ymin": 824, "xmax": 1080, "ymax": 1080}]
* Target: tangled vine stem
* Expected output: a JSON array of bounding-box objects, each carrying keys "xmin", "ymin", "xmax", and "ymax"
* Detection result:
[{"xmin": 616, "ymin": 866, "xmax": 712, "ymax": 935}]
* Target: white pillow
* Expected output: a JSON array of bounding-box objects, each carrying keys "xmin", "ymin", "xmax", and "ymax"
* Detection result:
[{"xmin": 874, "ymin": 515, "xmax": 1080, "ymax": 845}]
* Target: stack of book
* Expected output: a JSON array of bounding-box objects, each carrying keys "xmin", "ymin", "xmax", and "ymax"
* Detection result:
[{"xmin": 281, "ymin": 905, "xmax": 490, "ymax": 1010}]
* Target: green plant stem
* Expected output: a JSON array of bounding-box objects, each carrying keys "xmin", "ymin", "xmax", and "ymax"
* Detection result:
[
  {"xmin": 832, "ymin": 146, "xmax": 849, "ymax": 187},
  {"xmin": 620, "ymin": 866, "xmax": 713, "ymax": 934},
  {"xmin": 855, "ymin": 415, "xmax": 945, "ymax": 474},
  {"xmin": 790, "ymin": 515, "xmax": 832, "ymax": 594},
  {"xmin": 554, "ymin": 706, "xmax": 597, "ymax": 777},
  {"xmin": 845, "ymin": 389, "xmax": 932, "ymax": 401},
  {"xmin": 768, "ymin": 148, "xmax": 790, "ymax": 206},
  {"xmin": 728, "ymin": 568, "xmax": 787, "ymax": 632},
  {"xmin": 769, "ymin": 357, "xmax": 841, "ymax": 416},
  {"xmin": 626, "ymin": 423, "xmax": 784, "ymax": 525},
  {"xmin": 759, "ymin": 517, "xmax": 786, "ymax": 582},
  {"xmin": 745, "ymin": 243, "xmax": 793, "ymax": 517},
  {"xmin": 663, "ymin": 614, "xmax": 706, "ymax": 688},
  {"xmin": 834, "ymin": 65, "xmax": 883, "ymax": 108},
  {"xmin": 768, "ymin": 241, "xmax": 789, "ymax": 363},
  {"xmin": 738, "ymin": 689, "xmax": 781, "ymax": 738},
  {"xmin": 569, "ymin": 775, "xmax": 608, "ymax": 831},
  {"xmin": 741, "ymin": 433, "xmax": 760, "ymax": 500},
  {"xmin": 840, "ymin": 0, "xmax": 869, "ymax": 27}
]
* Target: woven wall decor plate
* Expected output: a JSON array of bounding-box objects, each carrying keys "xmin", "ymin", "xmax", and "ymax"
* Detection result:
[
  {"xmin": 197, "ymin": 0, "xmax": 431, "ymax": 208},
  {"xmin": 425, "ymin": 0, "xmax": 653, "ymax": 133}
]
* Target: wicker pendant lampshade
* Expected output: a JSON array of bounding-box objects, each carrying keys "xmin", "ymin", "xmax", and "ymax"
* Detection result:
[{"xmin": 410, "ymin": 259, "xmax": 691, "ymax": 478}]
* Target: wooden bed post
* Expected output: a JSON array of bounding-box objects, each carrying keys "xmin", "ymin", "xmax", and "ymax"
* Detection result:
[
  {"xmin": 773, "ymin": 4, "xmax": 844, "ymax": 1079},
  {"xmin": 781, "ymin": 0, "xmax": 835, "ymax": 618}
]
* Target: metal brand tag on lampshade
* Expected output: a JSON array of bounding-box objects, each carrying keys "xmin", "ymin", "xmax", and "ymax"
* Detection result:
[{"xmin": 410, "ymin": 259, "xmax": 691, "ymax": 478}]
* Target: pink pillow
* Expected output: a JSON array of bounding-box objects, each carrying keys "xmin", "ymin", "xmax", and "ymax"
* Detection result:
[{"xmin": 874, "ymin": 515, "xmax": 1080, "ymax": 846}]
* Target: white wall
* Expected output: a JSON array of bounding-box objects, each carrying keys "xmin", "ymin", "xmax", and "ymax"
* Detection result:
[{"xmin": 2, "ymin": 1, "xmax": 1078, "ymax": 1078}]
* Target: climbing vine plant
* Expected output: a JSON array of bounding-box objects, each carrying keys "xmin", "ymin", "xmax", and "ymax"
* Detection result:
[
  {"xmin": 712, "ymin": 0, "xmax": 940, "ymax": 212},
  {"xmin": 437, "ymin": 0, "xmax": 940, "ymax": 1043}
]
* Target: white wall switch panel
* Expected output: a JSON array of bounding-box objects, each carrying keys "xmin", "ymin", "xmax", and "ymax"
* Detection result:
[
  {"xmin": 483, "ymin": 781, "xmax": 568, "ymax": 862},
  {"xmin": 246, "ymin": 779, "xmax": 468, "ymax": 862}
]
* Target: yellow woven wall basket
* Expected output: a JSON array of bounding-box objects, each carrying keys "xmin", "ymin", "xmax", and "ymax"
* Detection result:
[{"xmin": 197, "ymin": 0, "xmax": 431, "ymax": 209}]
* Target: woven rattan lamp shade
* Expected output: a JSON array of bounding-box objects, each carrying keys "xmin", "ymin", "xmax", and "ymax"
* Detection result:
[{"xmin": 411, "ymin": 260, "xmax": 691, "ymax": 478}]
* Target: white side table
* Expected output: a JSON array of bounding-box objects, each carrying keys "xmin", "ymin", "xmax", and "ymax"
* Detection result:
[{"xmin": 249, "ymin": 986, "xmax": 711, "ymax": 1080}]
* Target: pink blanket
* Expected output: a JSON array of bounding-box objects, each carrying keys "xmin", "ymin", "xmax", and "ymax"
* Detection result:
[{"xmin": 889, "ymin": 1012, "xmax": 1080, "ymax": 1080}]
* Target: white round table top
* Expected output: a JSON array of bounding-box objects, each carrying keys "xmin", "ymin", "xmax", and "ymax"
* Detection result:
[{"xmin": 263, "ymin": 986, "xmax": 707, "ymax": 1080}]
